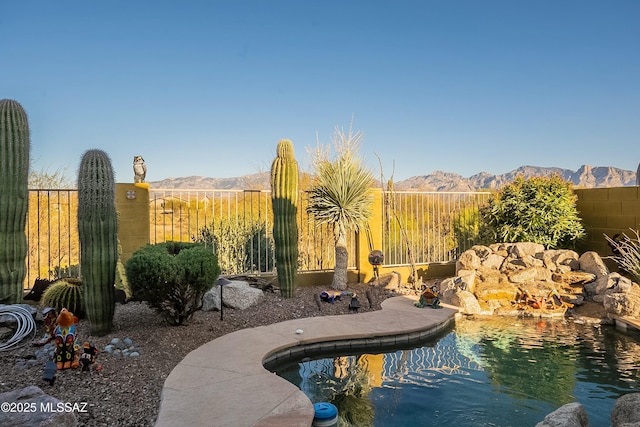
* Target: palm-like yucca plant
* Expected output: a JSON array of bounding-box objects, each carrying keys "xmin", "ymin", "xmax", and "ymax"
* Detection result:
[{"xmin": 306, "ymin": 125, "xmax": 374, "ymax": 290}]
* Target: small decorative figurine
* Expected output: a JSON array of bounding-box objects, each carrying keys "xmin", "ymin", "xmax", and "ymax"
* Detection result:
[
  {"xmin": 53, "ymin": 308, "xmax": 79, "ymax": 369},
  {"xmin": 133, "ymin": 155, "xmax": 147, "ymax": 183},
  {"xmin": 79, "ymin": 342, "xmax": 99, "ymax": 372}
]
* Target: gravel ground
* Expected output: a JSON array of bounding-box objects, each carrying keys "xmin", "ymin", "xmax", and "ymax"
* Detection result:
[{"xmin": 0, "ymin": 283, "xmax": 397, "ymax": 427}]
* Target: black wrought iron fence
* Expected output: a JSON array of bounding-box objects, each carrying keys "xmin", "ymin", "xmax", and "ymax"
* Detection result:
[
  {"xmin": 26, "ymin": 189, "xmax": 80, "ymax": 288},
  {"xmin": 149, "ymin": 189, "xmax": 355, "ymax": 275},
  {"xmin": 381, "ymin": 191, "xmax": 492, "ymax": 265},
  {"xmin": 24, "ymin": 188, "xmax": 490, "ymax": 288}
]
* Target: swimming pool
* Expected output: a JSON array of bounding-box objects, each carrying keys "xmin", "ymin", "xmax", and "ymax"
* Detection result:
[{"xmin": 273, "ymin": 317, "xmax": 640, "ymax": 427}]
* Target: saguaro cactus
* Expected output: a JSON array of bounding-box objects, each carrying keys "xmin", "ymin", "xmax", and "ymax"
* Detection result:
[
  {"xmin": 0, "ymin": 99, "xmax": 30, "ymax": 304},
  {"xmin": 77, "ymin": 149, "xmax": 117, "ymax": 335},
  {"xmin": 270, "ymin": 139, "xmax": 299, "ymax": 298}
]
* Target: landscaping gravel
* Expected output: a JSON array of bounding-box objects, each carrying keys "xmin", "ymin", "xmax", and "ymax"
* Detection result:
[{"xmin": 0, "ymin": 283, "xmax": 395, "ymax": 426}]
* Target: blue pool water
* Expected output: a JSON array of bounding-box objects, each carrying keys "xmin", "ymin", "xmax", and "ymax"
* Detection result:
[{"xmin": 273, "ymin": 317, "xmax": 640, "ymax": 427}]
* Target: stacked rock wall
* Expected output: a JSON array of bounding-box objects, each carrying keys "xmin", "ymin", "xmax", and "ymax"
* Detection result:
[{"xmin": 439, "ymin": 242, "xmax": 640, "ymax": 318}]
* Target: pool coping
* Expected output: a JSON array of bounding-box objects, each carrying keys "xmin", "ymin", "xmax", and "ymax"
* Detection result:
[{"xmin": 154, "ymin": 295, "xmax": 458, "ymax": 427}]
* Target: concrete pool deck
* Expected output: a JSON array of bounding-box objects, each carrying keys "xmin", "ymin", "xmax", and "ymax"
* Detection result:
[{"xmin": 154, "ymin": 295, "xmax": 458, "ymax": 427}]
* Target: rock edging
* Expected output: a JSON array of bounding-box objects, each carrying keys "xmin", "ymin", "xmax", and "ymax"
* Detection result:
[{"xmin": 438, "ymin": 242, "xmax": 640, "ymax": 320}]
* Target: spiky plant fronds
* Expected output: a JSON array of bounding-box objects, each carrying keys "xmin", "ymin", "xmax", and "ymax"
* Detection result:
[
  {"xmin": 307, "ymin": 127, "xmax": 374, "ymax": 235},
  {"xmin": 306, "ymin": 124, "xmax": 374, "ymax": 290}
]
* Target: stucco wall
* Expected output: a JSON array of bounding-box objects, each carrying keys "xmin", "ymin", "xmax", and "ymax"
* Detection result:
[
  {"xmin": 115, "ymin": 183, "xmax": 150, "ymax": 263},
  {"xmin": 574, "ymin": 186, "xmax": 640, "ymax": 264}
]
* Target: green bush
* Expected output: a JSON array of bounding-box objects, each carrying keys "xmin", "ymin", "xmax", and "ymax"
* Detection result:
[
  {"xmin": 41, "ymin": 278, "xmax": 85, "ymax": 318},
  {"xmin": 125, "ymin": 242, "xmax": 220, "ymax": 325},
  {"xmin": 479, "ymin": 175, "xmax": 585, "ymax": 249}
]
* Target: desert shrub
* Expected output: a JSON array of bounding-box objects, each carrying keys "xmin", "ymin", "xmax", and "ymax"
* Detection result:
[
  {"xmin": 125, "ymin": 242, "xmax": 220, "ymax": 325},
  {"xmin": 193, "ymin": 221, "xmax": 273, "ymax": 274},
  {"xmin": 478, "ymin": 175, "xmax": 585, "ymax": 249},
  {"xmin": 243, "ymin": 226, "xmax": 275, "ymax": 273},
  {"xmin": 605, "ymin": 230, "xmax": 640, "ymax": 283},
  {"xmin": 41, "ymin": 278, "xmax": 85, "ymax": 318}
]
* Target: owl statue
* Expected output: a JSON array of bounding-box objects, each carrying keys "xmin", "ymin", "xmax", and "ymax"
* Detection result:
[{"xmin": 133, "ymin": 155, "xmax": 147, "ymax": 183}]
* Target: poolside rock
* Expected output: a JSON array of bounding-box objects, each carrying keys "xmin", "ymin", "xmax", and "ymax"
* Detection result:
[
  {"xmin": 552, "ymin": 271, "xmax": 595, "ymax": 286},
  {"xmin": 510, "ymin": 242, "xmax": 545, "ymax": 259},
  {"xmin": 0, "ymin": 386, "xmax": 77, "ymax": 426},
  {"xmin": 450, "ymin": 290, "xmax": 483, "ymax": 315},
  {"xmin": 603, "ymin": 285, "xmax": 640, "ymax": 317},
  {"xmin": 450, "ymin": 244, "xmax": 614, "ymax": 316},
  {"xmin": 202, "ymin": 280, "xmax": 264, "ymax": 311},
  {"xmin": 578, "ymin": 251, "xmax": 609, "ymax": 278},
  {"xmin": 456, "ymin": 269, "xmax": 476, "ymax": 293},
  {"xmin": 611, "ymin": 393, "xmax": 640, "ymax": 427},
  {"xmin": 456, "ymin": 250, "xmax": 481, "ymax": 271},
  {"xmin": 535, "ymin": 402, "xmax": 588, "ymax": 427}
]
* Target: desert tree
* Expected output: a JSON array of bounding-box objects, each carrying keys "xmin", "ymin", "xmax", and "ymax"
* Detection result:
[{"xmin": 306, "ymin": 124, "xmax": 374, "ymax": 290}]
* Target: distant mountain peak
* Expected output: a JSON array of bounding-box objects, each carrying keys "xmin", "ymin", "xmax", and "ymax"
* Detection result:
[{"xmin": 149, "ymin": 165, "xmax": 637, "ymax": 191}]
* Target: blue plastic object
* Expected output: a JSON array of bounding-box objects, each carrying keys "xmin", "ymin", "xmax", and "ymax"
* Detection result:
[{"xmin": 313, "ymin": 402, "xmax": 338, "ymax": 426}]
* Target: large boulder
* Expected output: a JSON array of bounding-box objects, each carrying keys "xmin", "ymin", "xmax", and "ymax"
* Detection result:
[
  {"xmin": 450, "ymin": 290, "xmax": 483, "ymax": 315},
  {"xmin": 456, "ymin": 250, "xmax": 482, "ymax": 272},
  {"xmin": 578, "ymin": 251, "xmax": 609, "ymax": 278},
  {"xmin": 202, "ymin": 280, "xmax": 265, "ymax": 311},
  {"xmin": 0, "ymin": 386, "xmax": 77, "ymax": 427},
  {"xmin": 456, "ymin": 270, "xmax": 477, "ymax": 293},
  {"xmin": 536, "ymin": 393, "xmax": 640, "ymax": 427},
  {"xmin": 535, "ymin": 402, "xmax": 588, "ymax": 427},
  {"xmin": 481, "ymin": 253, "xmax": 505, "ymax": 270},
  {"xmin": 510, "ymin": 242, "xmax": 545, "ymax": 259},
  {"xmin": 603, "ymin": 291, "xmax": 640, "ymax": 318},
  {"xmin": 611, "ymin": 393, "xmax": 640, "ymax": 427}
]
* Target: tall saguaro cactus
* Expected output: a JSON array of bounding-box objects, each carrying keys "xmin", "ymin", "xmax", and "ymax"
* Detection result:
[
  {"xmin": 0, "ymin": 99, "xmax": 30, "ymax": 304},
  {"xmin": 77, "ymin": 149, "xmax": 117, "ymax": 335},
  {"xmin": 270, "ymin": 139, "xmax": 299, "ymax": 298}
]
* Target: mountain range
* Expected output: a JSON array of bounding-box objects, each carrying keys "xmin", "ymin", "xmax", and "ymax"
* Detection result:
[{"xmin": 150, "ymin": 164, "xmax": 638, "ymax": 191}]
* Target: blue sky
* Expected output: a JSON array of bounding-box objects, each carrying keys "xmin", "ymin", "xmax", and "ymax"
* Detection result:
[{"xmin": 2, "ymin": 1, "xmax": 639, "ymax": 184}]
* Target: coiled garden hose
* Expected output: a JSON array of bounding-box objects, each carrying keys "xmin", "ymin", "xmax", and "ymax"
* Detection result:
[{"xmin": 0, "ymin": 305, "xmax": 37, "ymax": 351}]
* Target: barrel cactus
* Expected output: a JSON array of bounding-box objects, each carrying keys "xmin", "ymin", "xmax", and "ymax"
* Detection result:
[
  {"xmin": 270, "ymin": 139, "xmax": 299, "ymax": 298},
  {"xmin": 41, "ymin": 278, "xmax": 85, "ymax": 318},
  {"xmin": 77, "ymin": 149, "xmax": 118, "ymax": 335},
  {"xmin": 0, "ymin": 99, "xmax": 30, "ymax": 304}
]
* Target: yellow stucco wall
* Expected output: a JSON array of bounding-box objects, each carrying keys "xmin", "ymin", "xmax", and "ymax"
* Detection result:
[
  {"xmin": 115, "ymin": 183, "xmax": 150, "ymax": 263},
  {"xmin": 574, "ymin": 186, "xmax": 640, "ymax": 266}
]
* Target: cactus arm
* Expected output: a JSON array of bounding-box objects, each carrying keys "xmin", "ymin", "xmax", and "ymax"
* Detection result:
[{"xmin": 0, "ymin": 99, "xmax": 30, "ymax": 304}]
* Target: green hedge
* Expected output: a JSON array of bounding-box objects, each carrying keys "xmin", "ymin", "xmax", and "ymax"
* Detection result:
[{"xmin": 125, "ymin": 242, "xmax": 220, "ymax": 325}]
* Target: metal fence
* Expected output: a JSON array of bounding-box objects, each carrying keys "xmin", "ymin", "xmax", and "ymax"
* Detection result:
[
  {"xmin": 149, "ymin": 189, "xmax": 356, "ymax": 275},
  {"xmin": 381, "ymin": 191, "xmax": 491, "ymax": 266},
  {"xmin": 26, "ymin": 189, "xmax": 80, "ymax": 287},
  {"xmin": 24, "ymin": 188, "xmax": 490, "ymax": 288}
]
